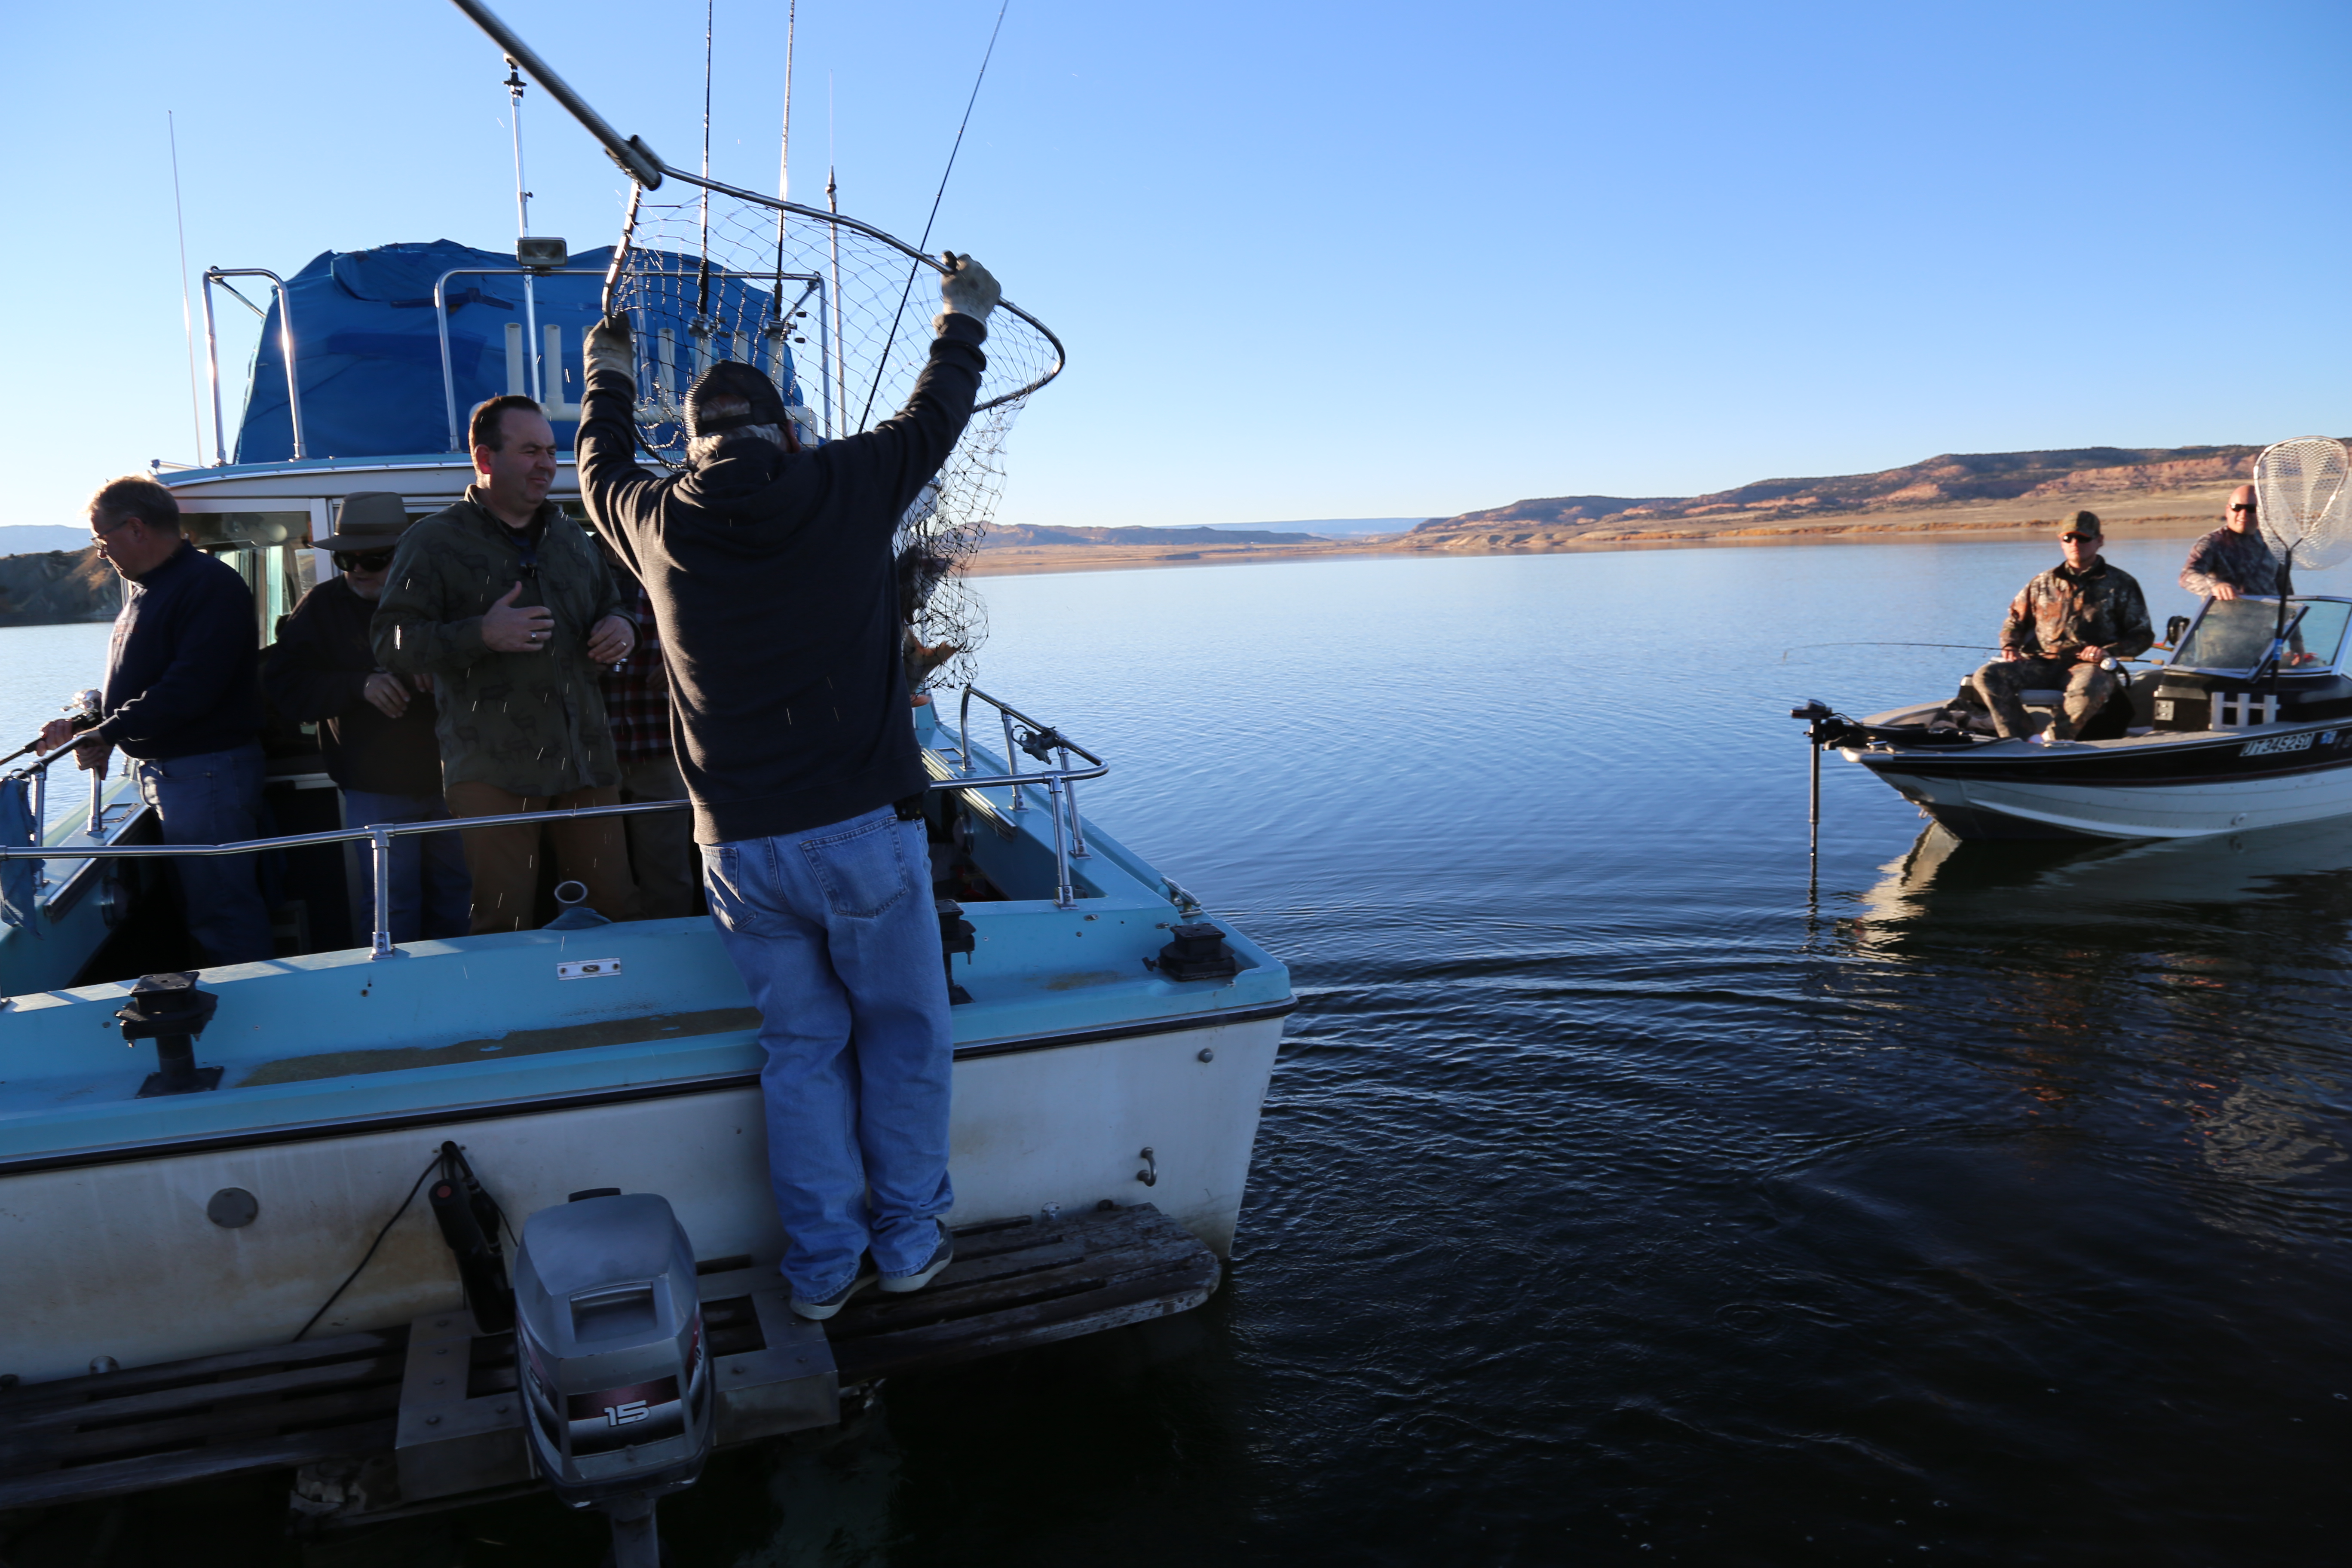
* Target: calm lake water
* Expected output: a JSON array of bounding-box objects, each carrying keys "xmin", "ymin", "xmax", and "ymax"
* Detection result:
[{"xmin": 6, "ymin": 538, "xmax": 2349, "ymax": 1566}]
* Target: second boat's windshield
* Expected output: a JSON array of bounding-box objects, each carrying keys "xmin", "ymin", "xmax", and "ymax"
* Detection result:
[{"xmin": 2174, "ymin": 597, "xmax": 2352, "ymax": 674}]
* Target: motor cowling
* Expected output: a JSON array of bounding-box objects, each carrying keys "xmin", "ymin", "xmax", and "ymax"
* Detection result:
[{"xmin": 512, "ymin": 1193, "xmax": 712, "ymax": 1515}]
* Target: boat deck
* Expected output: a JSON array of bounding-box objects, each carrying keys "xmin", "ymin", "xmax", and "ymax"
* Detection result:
[{"xmin": 0, "ymin": 1204, "xmax": 1216, "ymax": 1519}]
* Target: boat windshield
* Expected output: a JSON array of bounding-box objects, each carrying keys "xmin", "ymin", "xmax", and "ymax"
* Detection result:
[{"xmin": 2173, "ymin": 597, "xmax": 2352, "ymax": 674}]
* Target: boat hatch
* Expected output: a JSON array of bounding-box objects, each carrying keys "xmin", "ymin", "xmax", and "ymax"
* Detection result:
[{"xmin": 2169, "ymin": 595, "xmax": 2352, "ymax": 677}]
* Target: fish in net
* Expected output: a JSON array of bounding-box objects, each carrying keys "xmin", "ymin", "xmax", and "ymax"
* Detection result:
[
  {"xmin": 601, "ymin": 175, "xmax": 1063, "ymax": 687},
  {"xmin": 2254, "ymin": 435, "xmax": 2352, "ymax": 573}
]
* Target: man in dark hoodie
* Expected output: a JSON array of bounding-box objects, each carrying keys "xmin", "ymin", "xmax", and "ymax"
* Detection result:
[{"xmin": 575, "ymin": 253, "xmax": 1000, "ymax": 1320}]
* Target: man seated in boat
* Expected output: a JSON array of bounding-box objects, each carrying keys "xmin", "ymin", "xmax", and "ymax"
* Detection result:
[
  {"xmin": 572, "ymin": 254, "xmax": 1002, "ymax": 1322},
  {"xmin": 2180, "ymin": 484, "xmax": 2291, "ymax": 602},
  {"xmin": 1966, "ymin": 510, "xmax": 2154, "ymax": 745}
]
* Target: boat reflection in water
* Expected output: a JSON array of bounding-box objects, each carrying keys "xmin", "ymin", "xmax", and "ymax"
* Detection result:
[{"xmin": 1839, "ymin": 820, "xmax": 2352, "ymax": 1248}]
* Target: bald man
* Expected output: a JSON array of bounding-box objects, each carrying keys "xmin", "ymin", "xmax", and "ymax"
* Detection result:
[{"xmin": 2181, "ymin": 484, "xmax": 2291, "ymax": 601}]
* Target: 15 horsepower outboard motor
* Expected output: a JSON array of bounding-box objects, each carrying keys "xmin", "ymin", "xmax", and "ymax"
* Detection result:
[{"xmin": 513, "ymin": 1192, "xmax": 713, "ymax": 1567}]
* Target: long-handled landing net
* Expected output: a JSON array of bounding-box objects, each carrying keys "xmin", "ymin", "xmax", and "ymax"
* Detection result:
[
  {"xmin": 2254, "ymin": 436, "xmax": 2352, "ymax": 573},
  {"xmin": 601, "ymin": 174, "xmax": 1063, "ymax": 686},
  {"xmin": 2251, "ymin": 436, "xmax": 2352, "ymax": 671}
]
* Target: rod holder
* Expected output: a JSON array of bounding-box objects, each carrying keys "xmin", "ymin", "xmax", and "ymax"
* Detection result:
[{"xmin": 117, "ymin": 971, "xmax": 223, "ymax": 1098}]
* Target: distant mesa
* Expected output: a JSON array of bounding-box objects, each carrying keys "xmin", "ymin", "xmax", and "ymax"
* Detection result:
[
  {"xmin": 0, "ymin": 545, "xmax": 117, "ymax": 627},
  {"xmin": 1408, "ymin": 443, "xmax": 2304, "ymax": 547}
]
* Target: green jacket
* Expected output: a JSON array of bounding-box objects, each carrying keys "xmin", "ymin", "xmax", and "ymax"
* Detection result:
[{"xmin": 369, "ymin": 488, "xmax": 628, "ymax": 796}]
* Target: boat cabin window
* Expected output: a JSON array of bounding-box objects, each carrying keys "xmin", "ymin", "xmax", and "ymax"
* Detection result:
[{"xmin": 2172, "ymin": 597, "xmax": 2352, "ymax": 675}]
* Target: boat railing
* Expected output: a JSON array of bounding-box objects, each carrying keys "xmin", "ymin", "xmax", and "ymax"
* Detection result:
[
  {"xmin": 3, "ymin": 719, "xmax": 1109, "ymax": 956},
  {"xmin": 200, "ymin": 268, "xmax": 304, "ymax": 465},
  {"xmin": 956, "ymin": 687, "xmax": 1105, "ymax": 900}
]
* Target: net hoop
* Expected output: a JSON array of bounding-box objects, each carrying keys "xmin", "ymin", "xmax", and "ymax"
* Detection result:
[
  {"xmin": 2252, "ymin": 435, "xmax": 2352, "ymax": 573},
  {"xmin": 603, "ymin": 169, "xmax": 1065, "ymax": 412}
]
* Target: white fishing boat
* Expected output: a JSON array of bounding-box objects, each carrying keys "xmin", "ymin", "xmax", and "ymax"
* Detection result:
[
  {"xmin": 0, "ymin": 5, "xmax": 1291, "ymax": 1550},
  {"xmin": 1797, "ymin": 437, "xmax": 2352, "ymax": 842}
]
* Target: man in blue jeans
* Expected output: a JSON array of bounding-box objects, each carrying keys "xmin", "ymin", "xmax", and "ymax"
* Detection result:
[
  {"xmin": 41, "ymin": 475, "xmax": 274, "ymax": 966},
  {"xmin": 575, "ymin": 254, "xmax": 1003, "ymax": 1319}
]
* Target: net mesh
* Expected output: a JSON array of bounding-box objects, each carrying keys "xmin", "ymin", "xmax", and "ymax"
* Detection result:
[
  {"xmin": 2254, "ymin": 436, "xmax": 2352, "ymax": 572},
  {"xmin": 605, "ymin": 177, "xmax": 1061, "ymax": 685}
]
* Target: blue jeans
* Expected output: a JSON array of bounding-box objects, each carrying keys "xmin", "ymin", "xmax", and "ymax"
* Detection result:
[
  {"xmin": 343, "ymin": 789, "xmax": 472, "ymax": 943},
  {"xmin": 134, "ymin": 742, "xmax": 275, "ymax": 967},
  {"xmin": 701, "ymin": 806, "xmax": 953, "ymax": 1299}
]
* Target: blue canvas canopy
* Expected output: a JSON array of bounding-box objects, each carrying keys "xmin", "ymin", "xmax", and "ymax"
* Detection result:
[{"xmin": 234, "ymin": 240, "xmax": 805, "ymax": 463}]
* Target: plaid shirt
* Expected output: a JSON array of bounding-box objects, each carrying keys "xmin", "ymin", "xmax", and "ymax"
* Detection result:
[{"xmin": 599, "ymin": 583, "xmax": 674, "ymax": 762}]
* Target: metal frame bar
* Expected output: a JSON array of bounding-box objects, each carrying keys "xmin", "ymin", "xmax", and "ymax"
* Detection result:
[
  {"xmin": 955, "ymin": 687, "xmax": 1108, "ymax": 908},
  {"xmin": 432, "ymin": 266, "xmax": 602, "ymax": 451},
  {"xmin": 3, "ymin": 744, "xmax": 1110, "ymax": 943},
  {"xmin": 201, "ymin": 268, "xmax": 304, "ymax": 462}
]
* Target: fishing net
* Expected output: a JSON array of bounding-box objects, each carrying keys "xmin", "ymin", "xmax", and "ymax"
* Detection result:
[
  {"xmin": 603, "ymin": 174, "xmax": 1063, "ymax": 685},
  {"xmin": 2253, "ymin": 436, "xmax": 2352, "ymax": 572}
]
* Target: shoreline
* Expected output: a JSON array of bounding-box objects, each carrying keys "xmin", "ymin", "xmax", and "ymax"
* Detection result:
[{"xmin": 964, "ymin": 508, "xmax": 2228, "ymax": 579}]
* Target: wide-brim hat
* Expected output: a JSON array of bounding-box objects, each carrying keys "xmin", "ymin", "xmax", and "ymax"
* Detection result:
[{"xmin": 317, "ymin": 492, "xmax": 415, "ymax": 553}]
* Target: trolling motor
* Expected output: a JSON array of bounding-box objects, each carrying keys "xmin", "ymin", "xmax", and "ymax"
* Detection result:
[{"xmin": 513, "ymin": 1191, "xmax": 713, "ymax": 1568}]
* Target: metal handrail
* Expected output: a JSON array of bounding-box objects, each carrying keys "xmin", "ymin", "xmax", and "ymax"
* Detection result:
[
  {"xmin": 432, "ymin": 265, "xmax": 607, "ymax": 451},
  {"xmin": 956, "ymin": 689, "xmax": 1104, "ymax": 906},
  {"xmin": 3, "ymin": 737, "xmax": 1110, "ymax": 951},
  {"xmin": 201, "ymin": 268, "xmax": 304, "ymax": 465}
]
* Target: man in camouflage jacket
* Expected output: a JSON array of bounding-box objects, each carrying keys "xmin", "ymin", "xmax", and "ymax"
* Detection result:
[
  {"xmin": 2180, "ymin": 485, "xmax": 2291, "ymax": 600},
  {"xmin": 1968, "ymin": 510, "xmax": 2153, "ymax": 743},
  {"xmin": 371, "ymin": 395, "xmax": 641, "ymax": 931}
]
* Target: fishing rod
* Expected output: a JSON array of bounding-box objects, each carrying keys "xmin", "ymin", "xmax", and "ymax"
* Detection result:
[
  {"xmin": 854, "ymin": 0, "xmax": 1010, "ymax": 432},
  {"xmin": 1780, "ymin": 642, "xmax": 2171, "ymax": 664}
]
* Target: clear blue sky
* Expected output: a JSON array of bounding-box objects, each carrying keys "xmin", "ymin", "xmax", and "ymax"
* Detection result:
[{"xmin": 4, "ymin": 0, "xmax": 2346, "ymax": 532}]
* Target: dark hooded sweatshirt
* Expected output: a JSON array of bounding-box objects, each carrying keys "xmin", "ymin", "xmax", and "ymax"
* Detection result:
[{"xmin": 574, "ymin": 314, "xmax": 986, "ymax": 844}]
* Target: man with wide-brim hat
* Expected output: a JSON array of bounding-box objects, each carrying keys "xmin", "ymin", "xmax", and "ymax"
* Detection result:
[
  {"xmin": 1967, "ymin": 509, "xmax": 2154, "ymax": 745},
  {"xmin": 264, "ymin": 491, "xmax": 470, "ymax": 942}
]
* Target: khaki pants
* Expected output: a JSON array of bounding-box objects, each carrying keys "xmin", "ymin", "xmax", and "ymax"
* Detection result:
[
  {"xmin": 444, "ymin": 781, "xmax": 637, "ymax": 934},
  {"xmin": 619, "ymin": 755, "xmax": 701, "ymax": 920}
]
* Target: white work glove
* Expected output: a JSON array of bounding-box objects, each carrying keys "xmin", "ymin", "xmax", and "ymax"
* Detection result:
[
  {"xmin": 585, "ymin": 313, "xmax": 635, "ymax": 384},
  {"xmin": 936, "ymin": 253, "xmax": 1000, "ymax": 326}
]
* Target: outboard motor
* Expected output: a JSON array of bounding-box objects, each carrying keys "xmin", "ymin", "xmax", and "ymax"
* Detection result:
[{"xmin": 513, "ymin": 1192, "xmax": 713, "ymax": 1567}]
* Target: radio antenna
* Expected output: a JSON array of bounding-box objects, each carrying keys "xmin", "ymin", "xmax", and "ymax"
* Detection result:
[
  {"xmin": 505, "ymin": 58, "xmax": 542, "ymax": 401},
  {"xmin": 167, "ymin": 111, "xmax": 204, "ymax": 463},
  {"xmin": 768, "ymin": 0, "xmax": 796, "ymax": 318},
  {"xmin": 854, "ymin": 0, "xmax": 1008, "ymax": 432}
]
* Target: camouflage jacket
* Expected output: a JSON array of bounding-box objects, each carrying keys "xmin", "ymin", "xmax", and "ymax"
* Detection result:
[
  {"xmin": 2000, "ymin": 558, "xmax": 2153, "ymax": 662},
  {"xmin": 368, "ymin": 488, "xmax": 628, "ymax": 795},
  {"xmin": 2180, "ymin": 527, "xmax": 2293, "ymax": 599}
]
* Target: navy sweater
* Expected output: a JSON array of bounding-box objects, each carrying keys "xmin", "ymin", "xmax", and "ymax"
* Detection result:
[{"xmin": 89, "ymin": 542, "xmax": 263, "ymax": 761}]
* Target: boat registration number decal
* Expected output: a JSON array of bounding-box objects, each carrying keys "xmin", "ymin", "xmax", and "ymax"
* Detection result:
[
  {"xmin": 557, "ymin": 959, "xmax": 623, "ymax": 980},
  {"xmin": 2240, "ymin": 733, "xmax": 2315, "ymax": 759}
]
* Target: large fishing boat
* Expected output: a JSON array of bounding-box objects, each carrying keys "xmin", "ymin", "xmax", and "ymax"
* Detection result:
[{"xmin": 0, "ymin": 3, "xmax": 1291, "ymax": 1550}]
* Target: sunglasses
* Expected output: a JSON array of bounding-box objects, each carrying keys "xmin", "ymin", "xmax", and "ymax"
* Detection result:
[
  {"xmin": 334, "ymin": 549, "xmax": 397, "ymax": 573},
  {"xmin": 2060, "ymin": 533, "xmax": 2098, "ymax": 543},
  {"xmin": 2230, "ymin": 504, "xmax": 2256, "ymax": 513}
]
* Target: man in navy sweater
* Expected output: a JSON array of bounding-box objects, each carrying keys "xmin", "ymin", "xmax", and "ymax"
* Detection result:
[
  {"xmin": 40, "ymin": 476, "xmax": 273, "ymax": 965},
  {"xmin": 576, "ymin": 254, "xmax": 1000, "ymax": 1320}
]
